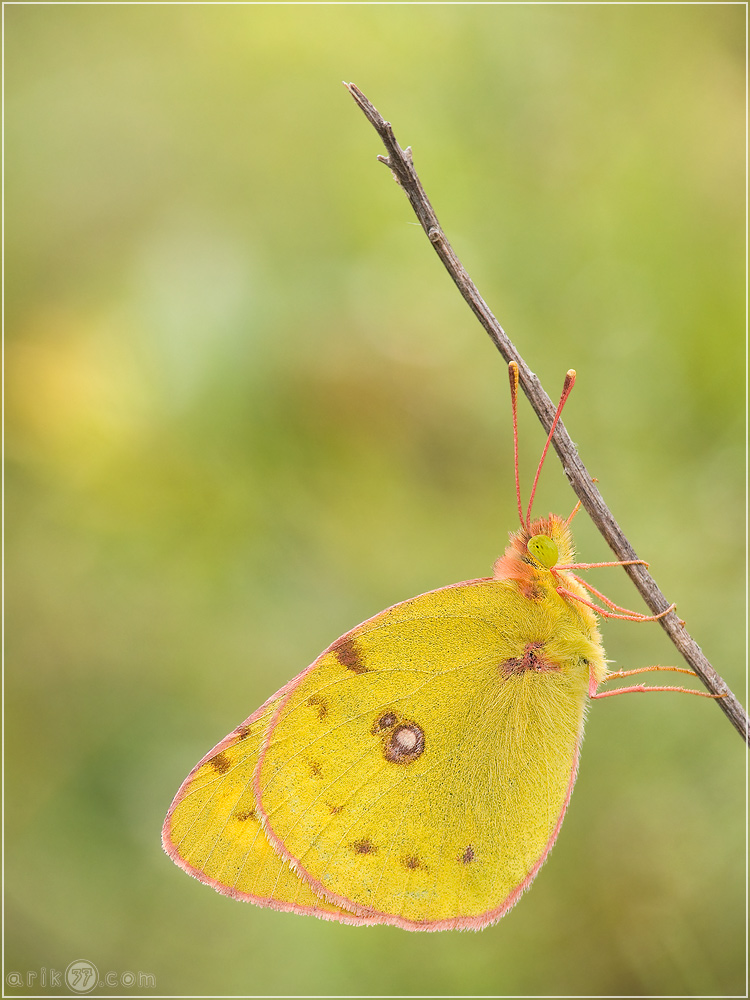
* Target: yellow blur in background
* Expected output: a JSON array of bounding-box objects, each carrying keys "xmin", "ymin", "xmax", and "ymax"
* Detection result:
[{"xmin": 5, "ymin": 5, "xmax": 745, "ymax": 997}]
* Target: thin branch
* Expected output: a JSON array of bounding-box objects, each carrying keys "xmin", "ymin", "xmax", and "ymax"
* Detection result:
[{"xmin": 345, "ymin": 81, "xmax": 747, "ymax": 744}]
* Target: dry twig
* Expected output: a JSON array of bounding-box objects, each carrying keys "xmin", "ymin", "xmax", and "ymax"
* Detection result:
[{"xmin": 346, "ymin": 82, "xmax": 747, "ymax": 744}]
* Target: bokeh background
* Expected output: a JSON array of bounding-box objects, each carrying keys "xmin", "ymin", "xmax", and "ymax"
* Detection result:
[{"xmin": 5, "ymin": 5, "xmax": 745, "ymax": 997}]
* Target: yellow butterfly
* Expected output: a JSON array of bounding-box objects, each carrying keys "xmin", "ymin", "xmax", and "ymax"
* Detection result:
[{"xmin": 162, "ymin": 362, "xmax": 711, "ymax": 931}]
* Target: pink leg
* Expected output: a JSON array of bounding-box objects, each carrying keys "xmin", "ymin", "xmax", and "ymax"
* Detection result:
[
  {"xmin": 589, "ymin": 664, "xmax": 725, "ymax": 699},
  {"xmin": 592, "ymin": 684, "xmax": 721, "ymax": 699},
  {"xmin": 557, "ymin": 584, "xmax": 675, "ymax": 622}
]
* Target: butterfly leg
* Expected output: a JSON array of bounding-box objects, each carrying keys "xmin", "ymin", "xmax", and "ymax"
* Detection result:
[
  {"xmin": 558, "ymin": 582, "xmax": 676, "ymax": 622},
  {"xmin": 589, "ymin": 665, "xmax": 726, "ymax": 699}
]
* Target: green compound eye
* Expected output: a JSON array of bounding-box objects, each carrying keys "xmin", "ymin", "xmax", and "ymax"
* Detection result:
[{"xmin": 527, "ymin": 534, "xmax": 559, "ymax": 569}]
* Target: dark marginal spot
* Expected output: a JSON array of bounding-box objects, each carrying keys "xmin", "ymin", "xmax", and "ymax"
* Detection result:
[
  {"xmin": 308, "ymin": 760, "xmax": 323, "ymax": 778},
  {"xmin": 352, "ymin": 838, "xmax": 377, "ymax": 855},
  {"xmin": 209, "ymin": 752, "xmax": 231, "ymax": 773},
  {"xmin": 234, "ymin": 808, "xmax": 256, "ymax": 822},
  {"xmin": 371, "ymin": 711, "xmax": 397, "ymax": 734},
  {"xmin": 332, "ymin": 635, "xmax": 369, "ymax": 674},
  {"xmin": 401, "ymin": 854, "xmax": 426, "ymax": 871},
  {"xmin": 460, "ymin": 845, "xmax": 475, "ymax": 864},
  {"xmin": 383, "ymin": 723, "xmax": 425, "ymax": 764},
  {"xmin": 501, "ymin": 642, "xmax": 559, "ymax": 677},
  {"xmin": 306, "ymin": 695, "xmax": 328, "ymax": 721},
  {"xmin": 234, "ymin": 725, "xmax": 251, "ymax": 740}
]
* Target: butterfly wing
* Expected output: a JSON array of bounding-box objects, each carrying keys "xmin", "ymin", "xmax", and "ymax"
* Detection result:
[
  {"xmin": 162, "ymin": 695, "xmax": 375, "ymax": 923},
  {"xmin": 256, "ymin": 578, "xmax": 598, "ymax": 931}
]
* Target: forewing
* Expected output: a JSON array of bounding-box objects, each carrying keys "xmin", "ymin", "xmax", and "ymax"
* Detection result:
[{"xmin": 162, "ymin": 695, "xmax": 369, "ymax": 923}]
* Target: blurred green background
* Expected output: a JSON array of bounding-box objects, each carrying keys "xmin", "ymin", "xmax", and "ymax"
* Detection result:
[{"xmin": 5, "ymin": 5, "xmax": 745, "ymax": 997}]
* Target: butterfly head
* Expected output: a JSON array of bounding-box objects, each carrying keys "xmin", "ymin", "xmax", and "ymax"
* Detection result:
[
  {"xmin": 526, "ymin": 532, "xmax": 559, "ymax": 569},
  {"xmin": 493, "ymin": 513, "xmax": 574, "ymax": 584}
]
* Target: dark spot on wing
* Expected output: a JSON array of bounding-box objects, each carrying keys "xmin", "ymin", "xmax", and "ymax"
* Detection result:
[
  {"xmin": 519, "ymin": 580, "xmax": 544, "ymax": 601},
  {"xmin": 209, "ymin": 752, "xmax": 231, "ymax": 773},
  {"xmin": 501, "ymin": 641, "xmax": 559, "ymax": 676},
  {"xmin": 401, "ymin": 854, "xmax": 427, "ymax": 871},
  {"xmin": 460, "ymin": 845, "xmax": 475, "ymax": 864},
  {"xmin": 234, "ymin": 725, "xmax": 251, "ymax": 739},
  {"xmin": 383, "ymin": 723, "xmax": 425, "ymax": 764},
  {"xmin": 328, "ymin": 803, "xmax": 344, "ymax": 815},
  {"xmin": 331, "ymin": 635, "xmax": 368, "ymax": 674},
  {"xmin": 352, "ymin": 838, "xmax": 377, "ymax": 855},
  {"xmin": 308, "ymin": 760, "xmax": 323, "ymax": 778},
  {"xmin": 307, "ymin": 695, "xmax": 328, "ymax": 721},
  {"xmin": 234, "ymin": 808, "xmax": 256, "ymax": 822},
  {"xmin": 371, "ymin": 711, "xmax": 397, "ymax": 734}
]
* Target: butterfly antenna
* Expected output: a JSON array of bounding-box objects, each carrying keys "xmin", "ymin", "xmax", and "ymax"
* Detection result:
[
  {"xmin": 508, "ymin": 362, "xmax": 527, "ymax": 530},
  {"xmin": 526, "ymin": 369, "xmax": 576, "ymax": 527}
]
